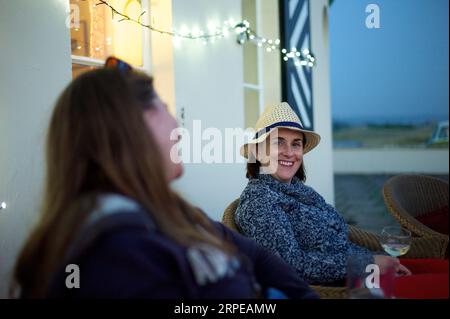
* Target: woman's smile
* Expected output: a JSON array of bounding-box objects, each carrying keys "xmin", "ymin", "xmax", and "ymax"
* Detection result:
[{"xmin": 279, "ymin": 160, "xmax": 295, "ymax": 167}]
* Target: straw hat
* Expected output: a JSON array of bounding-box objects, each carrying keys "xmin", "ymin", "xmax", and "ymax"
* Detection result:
[{"xmin": 241, "ymin": 102, "xmax": 321, "ymax": 158}]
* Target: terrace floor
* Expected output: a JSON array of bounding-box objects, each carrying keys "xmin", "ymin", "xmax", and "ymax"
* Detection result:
[{"xmin": 334, "ymin": 174, "xmax": 449, "ymax": 233}]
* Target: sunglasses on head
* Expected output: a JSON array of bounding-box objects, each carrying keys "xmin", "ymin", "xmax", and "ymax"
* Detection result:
[{"xmin": 104, "ymin": 56, "xmax": 132, "ymax": 73}]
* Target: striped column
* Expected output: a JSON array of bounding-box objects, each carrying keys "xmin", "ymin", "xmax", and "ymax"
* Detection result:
[{"xmin": 281, "ymin": 0, "xmax": 314, "ymax": 130}]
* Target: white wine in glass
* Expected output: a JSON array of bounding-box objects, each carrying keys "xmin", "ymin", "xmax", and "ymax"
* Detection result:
[{"xmin": 380, "ymin": 226, "xmax": 412, "ymax": 257}]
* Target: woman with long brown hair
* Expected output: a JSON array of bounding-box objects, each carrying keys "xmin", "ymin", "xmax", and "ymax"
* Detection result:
[{"xmin": 11, "ymin": 57, "xmax": 317, "ymax": 299}]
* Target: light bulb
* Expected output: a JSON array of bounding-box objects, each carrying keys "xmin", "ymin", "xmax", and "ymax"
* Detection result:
[
  {"xmin": 208, "ymin": 21, "xmax": 217, "ymax": 33},
  {"xmin": 173, "ymin": 36, "xmax": 181, "ymax": 48},
  {"xmin": 191, "ymin": 27, "xmax": 201, "ymax": 38},
  {"xmin": 180, "ymin": 25, "xmax": 190, "ymax": 37}
]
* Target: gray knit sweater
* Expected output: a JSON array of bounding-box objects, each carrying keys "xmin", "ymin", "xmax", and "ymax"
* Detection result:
[{"xmin": 235, "ymin": 174, "xmax": 375, "ymax": 285}]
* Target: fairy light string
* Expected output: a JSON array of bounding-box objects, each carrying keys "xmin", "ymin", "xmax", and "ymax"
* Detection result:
[{"xmin": 93, "ymin": 0, "xmax": 316, "ymax": 67}]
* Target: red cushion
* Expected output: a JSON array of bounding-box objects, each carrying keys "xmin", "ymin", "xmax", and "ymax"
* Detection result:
[
  {"xmin": 416, "ymin": 206, "xmax": 449, "ymax": 235},
  {"xmin": 400, "ymin": 258, "xmax": 449, "ymax": 274},
  {"xmin": 394, "ymin": 259, "xmax": 449, "ymax": 299},
  {"xmin": 394, "ymin": 274, "xmax": 449, "ymax": 299}
]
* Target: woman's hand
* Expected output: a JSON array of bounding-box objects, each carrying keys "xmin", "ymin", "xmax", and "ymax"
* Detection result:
[
  {"xmin": 374, "ymin": 255, "xmax": 412, "ymax": 276},
  {"xmin": 397, "ymin": 263, "xmax": 412, "ymax": 276}
]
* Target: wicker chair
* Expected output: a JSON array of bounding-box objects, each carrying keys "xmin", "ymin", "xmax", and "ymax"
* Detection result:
[
  {"xmin": 222, "ymin": 198, "xmax": 445, "ymax": 299},
  {"xmin": 383, "ymin": 174, "xmax": 449, "ymax": 259}
]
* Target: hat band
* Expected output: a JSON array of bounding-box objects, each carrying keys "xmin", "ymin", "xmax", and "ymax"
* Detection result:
[{"xmin": 254, "ymin": 121, "xmax": 304, "ymax": 139}]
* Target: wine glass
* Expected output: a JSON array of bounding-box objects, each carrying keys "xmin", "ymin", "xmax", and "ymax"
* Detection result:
[{"xmin": 380, "ymin": 226, "xmax": 412, "ymax": 257}]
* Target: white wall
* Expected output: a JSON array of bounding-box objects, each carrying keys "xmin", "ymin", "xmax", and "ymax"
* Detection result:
[
  {"xmin": 305, "ymin": 0, "xmax": 335, "ymax": 204},
  {"xmin": 0, "ymin": 0, "xmax": 71, "ymax": 298},
  {"xmin": 171, "ymin": 0, "xmax": 247, "ymax": 221},
  {"xmin": 334, "ymin": 149, "xmax": 450, "ymax": 174}
]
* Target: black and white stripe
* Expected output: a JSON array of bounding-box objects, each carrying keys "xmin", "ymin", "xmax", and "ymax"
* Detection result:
[{"xmin": 281, "ymin": 0, "xmax": 314, "ymax": 130}]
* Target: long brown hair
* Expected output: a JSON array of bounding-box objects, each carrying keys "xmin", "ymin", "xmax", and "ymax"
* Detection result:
[{"xmin": 12, "ymin": 68, "xmax": 234, "ymax": 298}]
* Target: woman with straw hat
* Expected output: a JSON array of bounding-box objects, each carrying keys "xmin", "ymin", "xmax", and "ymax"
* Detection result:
[{"xmin": 235, "ymin": 102, "xmax": 411, "ymax": 286}]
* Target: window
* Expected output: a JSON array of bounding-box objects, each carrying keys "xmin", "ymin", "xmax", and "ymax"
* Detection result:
[
  {"xmin": 70, "ymin": 0, "xmax": 150, "ymax": 78},
  {"xmin": 242, "ymin": 0, "xmax": 281, "ymax": 129}
]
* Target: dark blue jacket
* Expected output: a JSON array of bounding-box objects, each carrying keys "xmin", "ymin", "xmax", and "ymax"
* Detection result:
[{"xmin": 45, "ymin": 194, "xmax": 318, "ymax": 299}]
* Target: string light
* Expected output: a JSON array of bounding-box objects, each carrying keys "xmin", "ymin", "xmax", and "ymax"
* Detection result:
[
  {"xmin": 94, "ymin": 0, "xmax": 316, "ymax": 68},
  {"xmin": 173, "ymin": 35, "xmax": 182, "ymax": 48}
]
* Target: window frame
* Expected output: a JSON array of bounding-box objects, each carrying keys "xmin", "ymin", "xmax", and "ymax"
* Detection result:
[
  {"xmin": 70, "ymin": 0, "xmax": 152, "ymax": 74},
  {"xmin": 243, "ymin": 0, "xmax": 265, "ymax": 116}
]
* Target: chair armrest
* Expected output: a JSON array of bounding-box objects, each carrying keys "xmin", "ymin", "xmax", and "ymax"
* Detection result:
[
  {"xmin": 348, "ymin": 225, "xmax": 447, "ymax": 259},
  {"xmin": 403, "ymin": 236, "xmax": 448, "ymax": 259},
  {"xmin": 348, "ymin": 225, "xmax": 383, "ymax": 251},
  {"xmin": 310, "ymin": 285, "xmax": 348, "ymax": 299}
]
